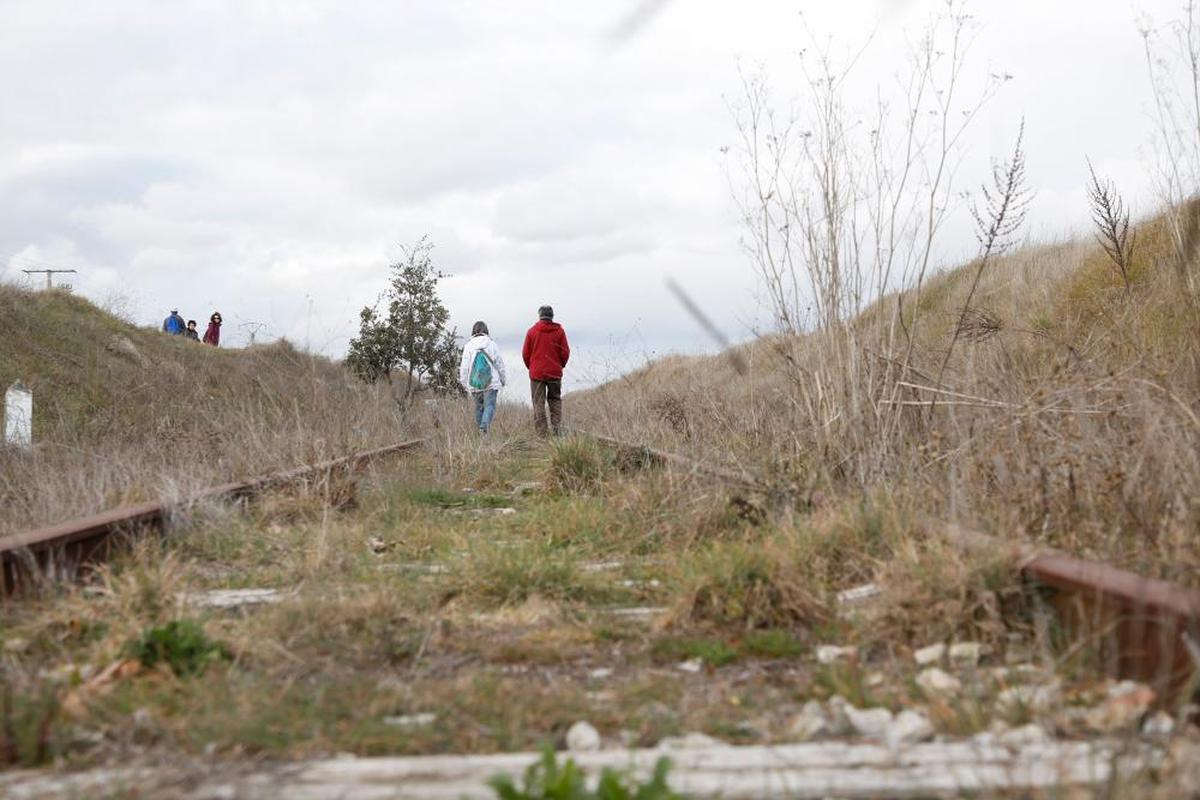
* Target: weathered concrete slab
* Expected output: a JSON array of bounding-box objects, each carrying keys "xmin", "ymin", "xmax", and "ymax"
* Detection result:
[
  {"xmin": 0, "ymin": 738, "xmax": 1177, "ymax": 800},
  {"xmin": 178, "ymin": 588, "xmax": 288, "ymax": 610}
]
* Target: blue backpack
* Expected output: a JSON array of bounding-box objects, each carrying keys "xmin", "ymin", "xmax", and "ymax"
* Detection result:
[
  {"xmin": 468, "ymin": 348, "xmax": 493, "ymax": 390},
  {"xmin": 165, "ymin": 315, "xmax": 184, "ymax": 335}
]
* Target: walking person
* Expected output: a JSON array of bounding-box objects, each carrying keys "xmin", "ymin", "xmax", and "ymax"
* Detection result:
[
  {"xmin": 522, "ymin": 305, "xmax": 569, "ymax": 436},
  {"xmin": 202, "ymin": 312, "xmax": 222, "ymax": 347},
  {"xmin": 184, "ymin": 320, "xmax": 200, "ymax": 341},
  {"xmin": 459, "ymin": 321, "xmax": 506, "ymax": 433},
  {"xmin": 162, "ymin": 308, "xmax": 185, "ymax": 335}
]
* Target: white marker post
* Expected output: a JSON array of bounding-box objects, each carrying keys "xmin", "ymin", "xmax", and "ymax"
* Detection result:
[{"xmin": 4, "ymin": 381, "xmax": 33, "ymax": 448}]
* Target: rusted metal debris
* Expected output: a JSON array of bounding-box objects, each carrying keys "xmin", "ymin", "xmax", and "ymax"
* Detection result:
[
  {"xmin": 1023, "ymin": 552, "xmax": 1200, "ymax": 702},
  {"xmin": 0, "ymin": 439, "xmax": 423, "ymax": 594},
  {"xmin": 926, "ymin": 519, "xmax": 1200, "ymax": 703}
]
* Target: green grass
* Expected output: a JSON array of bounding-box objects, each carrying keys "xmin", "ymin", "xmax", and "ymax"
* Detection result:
[
  {"xmin": 405, "ymin": 487, "xmax": 514, "ymax": 509},
  {"xmin": 0, "ymin": 681, "xmax": 62, "ymax": 767},
  {"xmin": 125, "ymin": 619, "xmax": 231, "ymax": 676},
  {"xmin": 648, "ymin": 629, "xmax": 806, "ymax": 667},
  {"xmin": 741, "ymin": 629, "xmax": 807, "ymax": 659},
  {"xmin": 650, "ymin": 636, "xmax": 739, "ymax": 667},
  {"xmin": 488, "ymin": 747, "xmax": 679, "ymax": 800}
]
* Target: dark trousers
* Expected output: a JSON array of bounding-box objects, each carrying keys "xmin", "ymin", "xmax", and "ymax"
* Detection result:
[{"xmin": 530, "ymin": 379, "xmax": 562, "ymax": 436}]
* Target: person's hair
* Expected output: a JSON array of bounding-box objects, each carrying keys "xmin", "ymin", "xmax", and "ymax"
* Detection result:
[
  {"xmin": 187, "ymin": 320, "xmax": 197, "ymax": 327},
  {"xmin": 211, "ymin": 312, "xmax": 221, "ymax": 322},
  {"xmin": 471, "ymin": 321, "xmax": 489, "ymax": 337},
  {"xmin": 538, "ymin": 305, "xmax": 554, "ymax": 320}
]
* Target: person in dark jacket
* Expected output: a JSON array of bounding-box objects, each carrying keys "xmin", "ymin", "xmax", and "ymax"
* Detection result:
[
  {"xmin": 202, "ymin": 312, "xmax": 222, "ymax": 347},
  {"xmin": 184, "ymin": 320, "xmax": 200, "ymax": 341},
  {"xmin": 162, "ymin": 308, "xmax": 185, "ymax": 335},
  {"xmin": 522, "ymin": 305, "xmax": 570, "ymax": 436}
]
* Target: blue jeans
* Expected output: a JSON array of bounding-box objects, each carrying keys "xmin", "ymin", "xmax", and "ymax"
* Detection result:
[{"xmin": 472, "ymin": 389, "xmax": 498, "ymax": 432}]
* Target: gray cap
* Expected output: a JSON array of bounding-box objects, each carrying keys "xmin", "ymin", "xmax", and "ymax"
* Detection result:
[{"xmin": 538, "ymin": 305, "xmax": 554, "ymax": 320}]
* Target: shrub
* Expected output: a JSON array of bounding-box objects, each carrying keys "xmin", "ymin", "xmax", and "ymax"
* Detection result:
[
  {"xmin": 125, "ymin": 618, "xmax": 231, "ymax": 676},
  {"xmin": 489, "ymin": 746, "xmax": 679, "ymax": 800},
  {"xmin": 677, "ymin": 542, "xmax": 827, "ymax": 630},
  {"xmin": 546, "ymin": 438, "xmax": 613, "ymax": 494}
]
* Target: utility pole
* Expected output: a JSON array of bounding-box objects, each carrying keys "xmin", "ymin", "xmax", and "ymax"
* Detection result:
[
  {"xmin": 22, "ymin": 269, "xmax": 76, "ymax": 290},
  {"xmin": 239, "ymin": 321, "xmax": 267, "ymax": 346}
]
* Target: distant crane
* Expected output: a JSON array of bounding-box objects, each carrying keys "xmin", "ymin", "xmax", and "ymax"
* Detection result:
[{"xmin": 21, "ymin": 268, "xmax": 76, "ymax": 290}]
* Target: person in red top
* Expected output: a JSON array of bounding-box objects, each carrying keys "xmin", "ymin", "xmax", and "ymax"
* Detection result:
[
  {"xmin": 522, "ymin": 305, "xmax": 570, "ymax": 436},
  {"xmin": 202, "ymin": 311, "xmax": 222, "ymax": 347}
]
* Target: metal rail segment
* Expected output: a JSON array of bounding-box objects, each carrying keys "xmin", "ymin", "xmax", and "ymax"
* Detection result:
[
  {"xmin": 0, "ymin": 438, "xmax": 424, "ymax": 593},
  {"xmin": 1023, "ymin": 551, "xmax": 1200, "ymax": 701}
]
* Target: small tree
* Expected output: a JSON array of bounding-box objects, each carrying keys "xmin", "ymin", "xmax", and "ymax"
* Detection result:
[{"xmin": 346, "ymin": 236, "xmax": 462, "ymax": 404}]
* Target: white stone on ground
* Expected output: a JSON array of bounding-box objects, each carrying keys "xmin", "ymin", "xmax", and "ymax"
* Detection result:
[
  {"xmin": 815, "ymin": 645, "xmax": 856, "ymax": 665},
  {"xmin": 1085, "ymin": 680, "xmax": 1156, "ymax": 732},
  {"xmin": 996, "ymin": 682, "xmax": 1062, "ymax": 715},
  {"xmin": 788, "ymin": 701, "xmax": 832, "ymax": 742},
  {"xmin": 831, "ymin": 698, "xmax": 893, "ymax": 741},
  {"xmin": 383, "ymin": 713, "xmax": 436, "ymax": 728},
  {"xmin": 886, "ymin": 710, "xmax": 935, "ymax": 748},
  {"xmin": 835, "ymin": 584, "xmax": 882, "ymax": 606},
  {"xmin": 999, "ymin": 724, "xmax": 1051, "ymax": 749},
  {"xmin": 1143, "ymin": 711, "xmax": 1176, "ymax": 738},
  {"xmin": 948, "ymin": 642, "xmax": 986, "ymax": 666},
  {"xmin": 677, "ymin": 658, "xmax": 703, "ymax": 674},
  {"xmin": 566, "ymin": 721, "xmax": 602, "ymax": 752},
  {"xmin": 915, "ymin": 667, "xmax": 962, "ymax": 696},
  {"xmin": 913, "ymin": 643, "xmax": 945, "ymax": 666},
  {"xmin": 178, "ymin": 588, "xmax": 287, "ymax": 611},
  {"xmin": 581, "ymin": 560, "xmax": 624, "ymax": 572}
]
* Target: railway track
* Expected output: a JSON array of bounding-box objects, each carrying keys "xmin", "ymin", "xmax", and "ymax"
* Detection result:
[
  {"xmin": 582, "ymin": 432, "xmax": 1200, "ymax": 703},
  {"xmin": 5, "ymin": 428, "xmax": 1198, "ymax": 702},
  {"xmin": 0, "ymin": 438, "xmax": 424, "ymax": 594}
]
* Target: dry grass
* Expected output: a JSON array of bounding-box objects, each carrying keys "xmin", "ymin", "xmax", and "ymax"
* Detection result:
[
  {"xmin": 0, "ymin": 283, "xmax": 407, "ymax": 533},
  {"xmin": 572, "ymin": 205, "xmax": 1200, "ymax": 586}
]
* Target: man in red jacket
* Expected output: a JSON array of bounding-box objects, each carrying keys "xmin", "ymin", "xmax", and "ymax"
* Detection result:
[{"xmin": 522, "ymin": 305, "xmax": 570, "ymax": 436}]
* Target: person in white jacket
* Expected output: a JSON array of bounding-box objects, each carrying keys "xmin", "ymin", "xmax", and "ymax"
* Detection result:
[{"xmin": 459, "ymin": 321, "xmax": 507, "ymax": 433}]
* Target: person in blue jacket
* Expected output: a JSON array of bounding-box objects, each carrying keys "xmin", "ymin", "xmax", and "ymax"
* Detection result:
[{"xmin": 162, "ymin": 308, "xmax": 185, "ymax": 335}]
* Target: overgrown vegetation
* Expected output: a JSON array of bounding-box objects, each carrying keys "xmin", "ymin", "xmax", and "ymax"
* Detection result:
[
  {"xmin": 124, "ymin": 619, "xmax": 230, "ymax": 677},
  {"xmin": 4, "ymin": 4, "xmax": 1200, "ymax": 795},
  {"xmin": 489, "ymin": 748, "xmax": 679, "ymax": 800}
]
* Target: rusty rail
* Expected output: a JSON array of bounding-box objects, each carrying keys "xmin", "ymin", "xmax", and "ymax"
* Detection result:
[
  {"xmin": 0, "ymin": 439, "xmax": 424, "ymax": 594},
  {"xmin": 1022, "ymin": 552, "xmax": 1200, "ymax": 702}
]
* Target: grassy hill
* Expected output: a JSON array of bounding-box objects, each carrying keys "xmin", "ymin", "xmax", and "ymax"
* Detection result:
[
  {"xmin": 573, "ymin": 204, "xmax": 1200, "ymax": 584},
  {"xmin": 0, "ymin": 285, "xmax": 403, "ymax": 532}
]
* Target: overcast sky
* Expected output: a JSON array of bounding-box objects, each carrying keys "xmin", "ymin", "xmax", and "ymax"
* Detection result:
[{"xmin": 0, "ymin": 0, "xmax": 1184, "ymax": 394}]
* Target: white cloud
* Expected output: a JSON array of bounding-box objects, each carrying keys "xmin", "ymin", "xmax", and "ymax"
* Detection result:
[{"xmin": 0, "ymin": 0, "xmax": 1187, "ymax": 391}]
